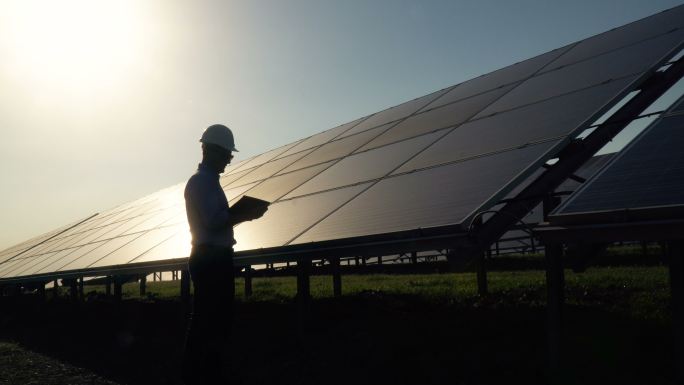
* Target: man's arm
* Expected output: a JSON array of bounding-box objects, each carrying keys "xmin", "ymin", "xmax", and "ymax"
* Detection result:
[{"xmin": 188, "ymin": 179, "xmax": 231, "ymax": 230}]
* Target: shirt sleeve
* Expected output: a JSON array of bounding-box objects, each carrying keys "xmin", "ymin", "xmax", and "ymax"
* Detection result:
[{"xmin": 187, "ymin": 177, "xmax": 231, "ymax": 230}]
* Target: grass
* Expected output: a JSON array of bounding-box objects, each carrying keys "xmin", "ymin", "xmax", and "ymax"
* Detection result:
[{"xmin": 78, "ymin": 265, "xmax": 671, "ymax": 323}]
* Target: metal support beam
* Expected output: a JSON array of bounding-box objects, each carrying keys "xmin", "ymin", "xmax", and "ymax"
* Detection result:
[
  {"xmin": 113, "ymin": 278, "xmax": 122, "ymax": 301},
  {"xmin": 545, "ymin": 243, "xmax": 565, "ymax": 372},
  {"xmin": 68, "ymin": 279, "xmax": 77, "ymax": 302},
  {"xmin": 105, "ymin": 276, "xmax": 111, "ymax": 297},
  {"xmin": 297, "ymin": 257, "xmax": 311, "ymax": 302},
  {"xmin": 244, "ymin": 267, "xmax": 253, "ymax": 298},
  {"xmin": 37, "ymin": 282, "xmax": 46, "ymax": 301},
  {"xmin": 139, "ymin": 275, "xmax": 147, "ymax": 297},
  {"xmin": 470, "ymin": 58, "xmax": 684, "ymax": 257},
  {"xmin": 411, "ymin": 251, "xmax": 418, "ymax": 265},
  {"xmin": 78, "ymin": 276, "xmax": 84, "ymax": 301},
  {"xmin": 331, "ymin": 257, "xmax": 342, "ymax": 297},
  {"xmin": 668, "ymin": 240, "xmax": 684, "ymax": 382},
  {"xmin": 53, "ymin": 279, "xmax": 59, "ymax": 299}
]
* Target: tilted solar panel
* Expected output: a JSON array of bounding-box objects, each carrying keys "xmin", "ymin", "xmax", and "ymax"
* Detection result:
[
  {"xmin": 1, "ymin": 5, "xmax": 683, "ymax": 281},
  {"xmin": 551, "ymin": 96, "xmax": 684, "ymax": 223}
]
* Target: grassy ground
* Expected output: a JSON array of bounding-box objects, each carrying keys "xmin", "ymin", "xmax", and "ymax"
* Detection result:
[{"xmin": 0, "ymin": 265, "xmax": 676, "ymax": 385}]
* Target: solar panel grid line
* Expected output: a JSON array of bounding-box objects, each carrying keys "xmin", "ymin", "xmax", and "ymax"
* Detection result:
[
  {"xmin": 282, "ymin": 72, "xmax": 545, "ymax": 200},
  {"xmin": 477, "ymin": 31, "xmax": 684, "ymax": 117},
  {"xmin": 539, "ymin": 7, "xmax": 684, "ymax": 73},
  {"xmin": 274, "ymin": 124, "xmax": 398, "ymax": 175},
  {"xmin": 237, "ymin": 161, "xmax": 336, "ymax": 204},
  {"xmin": 277, "ymin": 113, "xmax": 526, "ymax": 244},
  {"xmin": 124, "ymin": 232, "xmax": 181, "ymax": 265},
  {"xmin": 354, "ymin": 42, "xmax": 589, "ymax": 153},
  {"xmin": 0, "ymin": 213, "xmax": 98, "ymax": 268},
  {"xmin": 60, "ymin": 232, "xmax": 148, "ymax": 271},
  {"xmin": 221, "ymin": 148, "xmax": 320, "ymax": 189},
  {"xmin": 417, "ymin": 46, "xmax": 577, "ymax": 114},
  {"xmin": 291, "ymin": 141, "xmax": 561, "ymax": 244},
  {"xmin": 6, "ymin": 215, "xmax": 185, "ymax": 278},
  {"xmin": 32, "ymin": 204, "xmax": 167, "ymax": 255},
  {"xmin": 394, "ymin": 136, "xmax": 566, "ymax": 178},
  {"xmin": 273, "ymin": 116, "xmax": 371, "ymax": 159},
  {"xmin": 224, "ymin": 139, "xmax": 306, "ymax": 176},
  {"xmin": 30, "ymin": 241, "xmax": 108, "ymax": 276},
  {"xmin": 26, "ymin": 220, "xmax": 187, "ymax": 275},
  {"xmin": 395, "ymin": 76, "xmax": 641, "ymax": 174},
  {"xmin": 334, "ymin": 87, "xmax": 454, "ymax": 139},
  {"xmin": 256, "ymin": 122, "xmax": 429, "ymax": 203}
]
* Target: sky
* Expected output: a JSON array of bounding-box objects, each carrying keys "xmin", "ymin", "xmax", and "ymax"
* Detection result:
[{"xmin": 0, "ymin": 0, "xmax": 682, "ymax": 250}]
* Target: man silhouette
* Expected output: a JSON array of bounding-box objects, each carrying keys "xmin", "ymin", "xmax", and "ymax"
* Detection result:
[{"xmin": 182, "ymin": 124, "xmax": 267, "ymax": 384}]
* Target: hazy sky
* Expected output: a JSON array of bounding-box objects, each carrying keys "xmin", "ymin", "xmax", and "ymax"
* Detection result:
[{"xmin": 1, "ymin": 0, "xmax": 682, "ymax": 250}]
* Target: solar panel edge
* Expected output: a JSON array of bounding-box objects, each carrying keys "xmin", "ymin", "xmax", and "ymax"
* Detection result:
[{"xmin": 551, "ymin": 92, "xmax": 684, "ymax": 218}]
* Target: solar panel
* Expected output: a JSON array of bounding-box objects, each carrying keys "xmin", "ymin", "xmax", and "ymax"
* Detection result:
[
  {"xmin": 285, "ymin": 131, "xmax": 443, "ymax": 198},
  {"xmin": 292, "ymin": 141, "xmax": 560, "ymax": 244},
  {"xmin": 1, "ymin": 5, "xmax": 682, "ymax": 281},
  {"xmin": 393, "ymin": 76, "xmax": 637, "ymax": 173},
  {"xmin": 551, "ymin": 96, "xmax": 684, "ymax": 222}
]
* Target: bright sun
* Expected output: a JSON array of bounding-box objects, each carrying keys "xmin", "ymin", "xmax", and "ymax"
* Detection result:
[{"xmin": 2, "ymin": 0, "xmax": 144, "ymax": 99}]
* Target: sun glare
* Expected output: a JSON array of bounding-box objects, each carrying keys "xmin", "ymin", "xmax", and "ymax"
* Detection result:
[{"xmin": 2, "ymin": 0, "xmax": 145, "ymax": 100}]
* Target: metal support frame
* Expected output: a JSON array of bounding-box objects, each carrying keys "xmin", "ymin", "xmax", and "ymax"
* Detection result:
[
  {"xmin": 37, "ymin": 282, "xmax": 45, "ymax": 301},
  {"xmin": 545, "ymin": 242, "xmax": 565, "ymax": 372},
  {"xmin": 468, "ymin": 57, "xmax": 684, "ymax": 258},
  {"xmin": 331, "ymin": 257, "xmax": 342, "ymax": 297},
  {"xmin": 139, "ymin": 274, "xmax": 147, "ymax": 296},
  {"xmin": 53, "ymin": 279, "xmax": 59, "ymax": 299},
  {"xmin": 244, "ymin": 266, "xmax": 253, "ymax": 298},
  {"xmin": 668, "ymin": 240, "xmax": 684, "ymax": 382},
  {"xmin": 68, "ymin": 279, "xmax": 78, "ymax": 302},
  {"xmin": 78, "ymin": 276, "xmax": 84, "ymax": 300},
  {"xmin": 105, "ymin": 276, "xmax": 112, "ymax": 297},
  {"xmin": 113, "ymin": 278, "xmax": 122, "ymax": 301}
]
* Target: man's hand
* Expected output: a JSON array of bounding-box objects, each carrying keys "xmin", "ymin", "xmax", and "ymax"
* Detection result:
[{"xmin": 231, "ymin": 205, "xmax": 268, "ymax": 226}]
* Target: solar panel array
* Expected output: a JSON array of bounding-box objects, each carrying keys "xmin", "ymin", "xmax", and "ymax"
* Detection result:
[
  {"xmin": 1, "ymin": 5, "xmax": 683, "ymax": 281},
  {"xmin": 551, "ymin": 95, "xmax": 684, "ymax": 222}
]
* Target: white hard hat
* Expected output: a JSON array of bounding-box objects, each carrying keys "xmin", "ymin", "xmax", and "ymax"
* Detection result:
[{"xmin": 200, "ymin": 124, "xmax": 238, "ymax": 152}]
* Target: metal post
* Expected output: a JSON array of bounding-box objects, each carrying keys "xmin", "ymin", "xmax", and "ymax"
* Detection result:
[
  {"xmin": 78, "ymin": 276, "xmax": 84, "ymax": 301},
  {"xmin": 139, "ymin": 274, "xmax": 147, "ymax": 297},
  {"xmin": 331, "ymin": 257, "xmax": 342, "ymax": 297},
  {"xmin": 545, "ymin": 242, "xmax": 565, "ymax": 372},
  {"xmin": 105, "ymin": 276, "xmax": 112, "ymax": 297},
  {"xmin": 113, "ymin": 278, "xmax": 122, "ymax": 301},
  {"xmin": 297, "ymin": 256, "xmax": 311, "ymax": 334},
  {"xmin": 180, "ymin": 270, "xmax": 191, "ymax": 303},
  {"xmin": 668, "ymin": 240, "xmax": 684, "ymax": 382},
  {"xmin": 411, "ymin": 251, "xmax": 418, "ymax": 265},
  {"xmin": 477, "ymin": 251, "xmax": 488, "ymax": 296},
  {"xmin": 377, "ymin": 256, "xmax": 382, "ymax": 265},
  {"xmin": 53, "ymin": 279, "xmax": 59, "ymax": 299},
  {"xmin": 37, "ymin": 282, "xmax": 46, "ymax": 301},
  {"xmin": 69, "ymin": 279, "xmax": 78, "ymax": 302},
  {"xmin": 244, "ymin": 266, "xmax": 253, "ymax": 298}
]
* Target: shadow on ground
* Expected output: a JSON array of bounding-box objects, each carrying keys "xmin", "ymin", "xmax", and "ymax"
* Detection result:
[{"xmin": 0, "ymin": 292, "xmax": 675, "ymax": 385}]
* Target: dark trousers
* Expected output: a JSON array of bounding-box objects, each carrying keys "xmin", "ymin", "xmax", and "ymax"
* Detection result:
[{"xmin": 182, "ymin": 245, "xmax": 235, "ymax": 385}]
